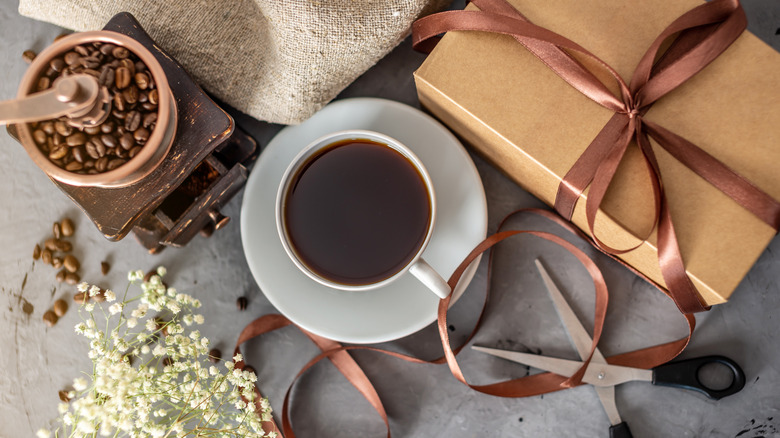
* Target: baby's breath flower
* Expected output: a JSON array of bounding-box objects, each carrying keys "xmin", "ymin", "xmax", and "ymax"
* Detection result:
[
  {"xmin": 108, "ymin": 303, "xmax": 123, "ymax": 315},
  {"xmin": 73, "ymin": 377, "xmax": 88, "ymax": 391},
  {"xmin": 156, "ymin": 266, "xmax": 167, "ymax": 277},
  {"xmin": 36, "ymin": 428, "xmax": 50, "ymax": 438},
  {"xmin": 46, "ymin": 271, "xmax": 270, "ymax": 438},
  {"xmin": 233, "ymin": 353, "xmax": 243, "ymax": 363},
  {"xmin": 77, "ymin": 282, "xmax": 89, "ymax": 292}
]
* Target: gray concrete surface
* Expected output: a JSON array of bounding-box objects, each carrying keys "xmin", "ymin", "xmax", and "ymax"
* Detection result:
[{"xmin": 1, "ymin": 0, "xmax": 779, "ymax": 437}]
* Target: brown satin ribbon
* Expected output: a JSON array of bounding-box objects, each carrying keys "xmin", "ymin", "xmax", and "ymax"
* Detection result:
[
  {"xmin": 235, "ymin": 209, "xmax": 696, "ymax": 437},
  {"xmin": 411, "ymin": 0, "xmax": 780, "ymax": 314}
]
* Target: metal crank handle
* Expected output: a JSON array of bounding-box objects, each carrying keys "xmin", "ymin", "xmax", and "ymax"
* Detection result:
[
  {"xmin": 0, "ymin": 74, "xmax": 99, "ymax": 125},
  {"xmin": 652, "ymin": 355, "xmax": 746, "ymax": 400},
  {"xmin": 609, "ymin": 421, "xmax": 633, "ymax": 438}
]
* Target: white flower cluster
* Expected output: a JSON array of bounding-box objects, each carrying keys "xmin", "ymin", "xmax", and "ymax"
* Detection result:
[{"xmin": 41, "ymin": 268, "xmax": 272, "ymax": 438}]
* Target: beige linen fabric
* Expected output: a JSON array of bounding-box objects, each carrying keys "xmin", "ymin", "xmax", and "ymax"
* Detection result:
[{"xmin": 19, "ymin": 0, "xmax": 446, "ymax": 124}]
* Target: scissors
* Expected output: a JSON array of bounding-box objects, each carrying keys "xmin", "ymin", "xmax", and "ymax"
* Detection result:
[{"xmin": 473, "ymin": 259, "xmax": 746, "ymax": 438}]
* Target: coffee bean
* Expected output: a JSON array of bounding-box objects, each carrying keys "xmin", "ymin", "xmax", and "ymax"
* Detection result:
[
  {"xmin": 112, "ymin": 109, "xmax": 127, "ymax": 120},
  {"xmin": 99, "ymin": 66, "xmax": 115, "ymax": 88},
  {"xmin": 71, "ymin": 146, "xmax": 86, "ymax": 163},
  {"xmin": 33, "ymin": 129, "xmax": 47, "ymax": 145},
  {"xmin": 100, "ymin": 134, "xmax": 117, "ymax": 149},
  {"xmin": 208, "ymin": 349, "xmax": 222, "ymax": 363},
  {"xmin": 84, "ymin": 125, "xmax": 101, "ymax": 135},
  {"xmin": 73, "ymin": 44, "xmax": 89, "ymax": 56},
  {"xmin": 99, "ymin": 43, "xmax": 115, "ymax": 56},
  {"xmin": 86, "ymin": 138, "xmax": 103, "ymax": 159},
  {"xmin": 56, "ymin": 269, "xmax": 66, "ymax": 283},
  {"xmin": 37, "ymin": 76, "xmax": 51, "ymax": 91},
  {"xmin": 45, "ymin": 238, "xmax": 72, "ymax": 252},
  {"xmin": 101, "ymin": 261, "xmax": 110, "ymax": 275},
  {"xmin": 81, "ymin": 57, "xmax": 100, "ymax": 69},
  {"xmin": 43, "ymin": 310, "xmax": 58, "ymax": 327},
  {"xmin": 123, "ymin": 85, "xmax": 139, "ymax": 105},
  {"xmin": 41, "ymin": 248, "xmax": 53, "ymax": 264},
  {"xmin": 243, "ymin": 365, "xmax": 256, "ymax": 376},
  {"xmin": 73, "ymin": 292, "xmax": 87, "ymax": 304},
  {"xmin": 49, "ymin": 145, "xmax": 68, "ymax": 160},
  {"xmin": 33, "ymin": 244, "xmax": 41, "ymax": 260},
  {"xmin": 53, "ymin": 299, "xmax": 68, "ymax": 317},
  {"xmin": 40, "ymin": 122, "xmax": 55, "ymax": 135},
  {"xmin": 65, "ymin": 161, "xmax": 83, "ymax": 172},
  {"xmin": 116, "ymin": 66, "xmax": 131, "ymax": 89},
  {"xmin": 125, "ymin": 111, "xmax": 141, "ymax": 132},
  {"xmin": 63, "ymin": 52, "xmax": 80, "ymax": 66},
  {"xmin": 53, "ymin": 222, "xmax": 62, "ymax": 239},
  {"xmin": 119, "ymin": 133, "xmax": 134, "ymax": 150},
  {"xmin": 54, "ymin": 121, "xmax": 73, "ymax": 137},
  {"xmin": 61, "ymin": 218, "xmax": 74, "ymax": 237},
  {"xmin": 63, "ymin": 255, "xmax": 80, "ymax": 273},
  {"xmin": 148, "ymin": 89, "xmax": 159, "ymax": 105},
  {"xmin": 22, "ymin": 49, "xmax": 36, "ymax": 63},
  {"xmin": 141, "ymin": 102, "xmax": 158, "ymax": 111},
  {"xmin": 107, "ymin": 158, "xmax": 126, "ymax": 170},
  {"xmin": 142, "ymin": 112, "xmax": 157, "ymax": 129},
  {"xmin": 100, "ymin": 120, "xmax": 115, "ymax": 134},
  {"xmin": 53, "ymin": 133, "xmax": 64, "ymax": 146},
  {"xmin": 95, "ymin": 157, "xmax": 108, "ymax": 172},
  {"xmin": 236, "ymin": 296, "xmax": 248, "ymax": 311},
  {"xmin": 64, "ymin": 272, "xmax": 80, "ymax": 285},
  {"xmin": 112, "ymin": 46, "xmax": 129, "ymax": 59},
  {"xmin": 133, "ymin": 128, "xmax": 150, "ymax": 143},
  {"xmin": 58, "ymin": 390, "xmax": 71, "ymax": 403},
  {"xmin": 134, "ymin": 72, "xmax": 149, "ymax": 90},
  {"xmin": 129, "ymin": 146, "xmax": 142, "ymax": 158},
  {"xmin": 52, "ymin": 257, "xmax": 63, "ymax": 269},
  {"xmin": 49, "ymin": 58, "xmax": 65, "ymax": 72},
  {"xmin": 84, "ymin": 160, "xmax": 95, "ymax": 169},
  {"xmin": 66, "ymin": 133, "xmax": 87, "ymax": 147},
  {"xmin": 113, "ymin": 92, "xmax": 126, "ymax": 112}
]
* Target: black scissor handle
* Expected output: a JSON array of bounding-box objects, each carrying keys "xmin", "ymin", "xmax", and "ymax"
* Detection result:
[{"xmin": 651, "ymin": 355, "xmax": 745, "ymax": 400}]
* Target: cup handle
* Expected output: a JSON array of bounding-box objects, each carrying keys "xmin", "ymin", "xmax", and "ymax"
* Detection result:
[{"xmin": 409, "ymin": 258, "xmax": 451, "ymax": 299}]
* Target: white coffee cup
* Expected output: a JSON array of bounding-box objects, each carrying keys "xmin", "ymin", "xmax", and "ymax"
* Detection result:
[{"xmin": 275, "ymin": 129, "xmax": 451, "ymax": 299}]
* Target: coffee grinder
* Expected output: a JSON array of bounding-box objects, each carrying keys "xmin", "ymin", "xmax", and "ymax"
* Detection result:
[{"xmin": 2, "ymin": 13, "xmax": 258, "ymax": 253}]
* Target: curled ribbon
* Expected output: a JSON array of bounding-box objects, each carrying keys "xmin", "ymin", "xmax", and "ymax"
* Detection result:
[
  {"xmin": 412, "ymin": 0, "xmax": 780, "ymax": 314},
  {"xmin": 235, "ymin": 209, "xmax": 696, "ymax": 437}
]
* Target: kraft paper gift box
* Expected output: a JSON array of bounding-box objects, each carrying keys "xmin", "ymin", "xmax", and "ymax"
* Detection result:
[{"xmin": 413, "ymin": 0, "xmax": 780, "ymax": 305}]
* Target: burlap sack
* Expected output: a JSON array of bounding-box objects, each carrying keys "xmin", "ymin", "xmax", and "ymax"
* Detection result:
[{"xmin": 19, "ymin": 0, "xmax": 447, "ymax": 124}]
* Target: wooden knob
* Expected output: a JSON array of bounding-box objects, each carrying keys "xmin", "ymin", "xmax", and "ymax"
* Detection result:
[{"xmin": 207, "ymin": 209, "xmax": 230, "ymax": 230}]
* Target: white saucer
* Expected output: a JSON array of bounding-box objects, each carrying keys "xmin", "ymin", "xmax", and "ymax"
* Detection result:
[{"xmin": 240, "ymin": 98, "xmax": 487, "ymax": 344}]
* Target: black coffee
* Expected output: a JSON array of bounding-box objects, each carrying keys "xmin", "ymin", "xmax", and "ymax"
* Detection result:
[{"xmin": 284, "ymin": 139, "xmax": 431, "ymax": 286}]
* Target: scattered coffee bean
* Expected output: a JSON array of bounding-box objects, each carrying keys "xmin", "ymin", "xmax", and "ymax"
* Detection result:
[
  {"xmin": 33, "ymin": 244, "xmax": 41, "ymax": 260},
  {"xmin": 63, "ymin": 254, "xmax": 80, "ymax": 273},
  {"xmin": 236, "ymin": 296, "xmax": 248, "ymax": 311},
  {"xmin": 41, "ymin": 248, "xmax": 53, "ymax": 264},
  {"xmin": 208, "ymin": 348, "xmax": 222, "ymax": 363},
  {"xmin": 124, "ymin": 354, "xmax": 134, "ymax": 366},
  {"xmin": 162, "ymin": 357, "xmax": 173, "ymax": 367},
  {"xmin": 53, "ymin": 299, "xmax": 68, "ymax": 317},
  {"xmin": 43, "ymin": 310, "xmax": 58, "ymax": 327},
  {"xmin": 53, "ymin": 222, "xmax": 62, "ymax": 239},
  {"xmin": 243, "ymin": 365, "xmax": 256, "ymax": 376},
  {"xmin": 56, "ymin": 269, "xmax": 67, "ymax": 283},
  {"xmin": 101, "ymin": 261, "xmax": 110, "ymax": 275},
  {"xmin": 92, "ymin": 289, "xmax": 106, "ymax": 302},
  {"xmin": 52, "ymin": 257, "xmax": 63, "ymax": 269},
  {"xmin": 23, "ymin": 49, "xmax": 36, "ymax": 63},
  {"xmin": 58, "ymin": 390, "xmax": 71, "ymax": 402},
  {"xmin": 73, "ymin": 292, "xmax": 88, "ymax": 304},
  {"xmin": 61, "ymin": 218, "xmax": 75, "ymax": 236},
  {"xmin": 64, "ymin": 272, "xmax": 80, "ymax": 285}
]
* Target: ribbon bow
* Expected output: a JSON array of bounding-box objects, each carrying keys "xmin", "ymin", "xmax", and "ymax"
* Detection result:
[{"xmin": 413, "ymin": 0, "xmax": 780, "ymax": 314}]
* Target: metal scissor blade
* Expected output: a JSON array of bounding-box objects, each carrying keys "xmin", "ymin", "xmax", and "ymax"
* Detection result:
[
  {"xmin": 535, "ymin": 259, "xmax": 596, "ymax": 362},
  {"xmin": 472, "ymin": 346, "xmax": 653, "ymax": 387}
]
